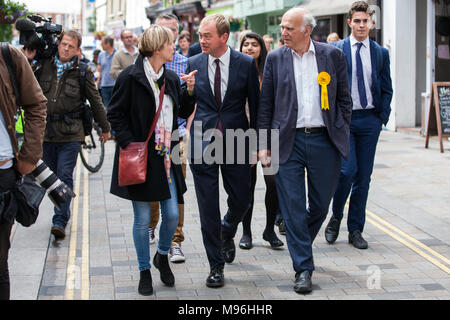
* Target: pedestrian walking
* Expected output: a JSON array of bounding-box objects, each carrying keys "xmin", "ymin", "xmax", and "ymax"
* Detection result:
[
  {"xmin": 238, "ymin": 32, "xmax": 284, "ymax": 251},
  {"xmin": 107, "ymin": 25, "xmax": 196, "ymax": 296},
  {"xmin": 325, "ymin": 1, "xmax": 393, "ymax": 250},
  {"xmin": 185, "ymin": 14, "xmax": 260, "ymax": 288},
  {"xmin": 149, "ymin": 13, "xmax": 191, "ymax": 264},
  {"xmin": 0, "ymin": 44, "xmax": 47, "ymax": 300},
  {"xmin": 36, "ymin": 30, "xmax": 111, "ymax": 239},
  {"xmin": 96, "ymin": 36, "xmax": 116, "ymax": 110},
  {"xmin": 110, "ymin": 30, "xmax": 139, "ymax": 80},
  {"xmin": 258, "ymin": 7, "xmax": 352, "ymax": 293}
]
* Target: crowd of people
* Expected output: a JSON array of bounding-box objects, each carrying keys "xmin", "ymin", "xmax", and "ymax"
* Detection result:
[{"xmin": 0, "ymin": 0, "xmax": 392, "ymax": 299}]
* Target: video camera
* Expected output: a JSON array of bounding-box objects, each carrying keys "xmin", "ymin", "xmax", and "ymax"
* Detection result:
[{"xmin": 15, "ymin": 15, "xmax": 63, "ymax": 61}]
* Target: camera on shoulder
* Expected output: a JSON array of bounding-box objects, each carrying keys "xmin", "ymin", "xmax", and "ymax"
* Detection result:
[{"xmin": 15, "ymin": 15, "xmax": 63, "ymax": 62}]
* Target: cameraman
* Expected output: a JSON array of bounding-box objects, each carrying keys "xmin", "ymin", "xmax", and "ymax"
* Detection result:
[
  {"xmin": 31, "ymin": 29, "xmax": 111, "ymax": 239},
  {"xmin": 0, "ymin": 44, "xmax": 47, "ymax": 300}
]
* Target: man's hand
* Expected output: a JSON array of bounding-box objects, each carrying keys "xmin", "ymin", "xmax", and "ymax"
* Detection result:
[
  {"xmin": 100, "ymin": 132, "xmax": 111, "ymax": 143},
  {"xmin": 258, "ymin": 149, "xmax": 271, "ymax": 168},
  {"xmin": 16, "ymin": 159, "xmax": 36, "ymax": 176}
]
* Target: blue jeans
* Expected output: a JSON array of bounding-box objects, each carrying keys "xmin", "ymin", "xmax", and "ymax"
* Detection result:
[
  {"xmin": 100, "ymin": 86, "xmax": 114, "ymax": 111},
  {"xmin": 276, "ymin": 130, "xmax": 341, "ymax": 275},
  {"xmin": 131, "ymin": 169, "xmax": 179, "ymax": 271},
  {"xmin": 332, "ymin": 109, "xmax": 382, "ymax": 233},
  {"xmin": 42, "ymin": 142, "xmax": 81, "ymax": 229}
]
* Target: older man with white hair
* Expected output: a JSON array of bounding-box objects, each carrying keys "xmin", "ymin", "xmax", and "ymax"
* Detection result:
[{"xmin": 258, "ymin": 7, "xmax": 352, "ymax": 293}]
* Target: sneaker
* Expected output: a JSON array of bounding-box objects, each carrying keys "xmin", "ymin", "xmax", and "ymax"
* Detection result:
[
  {"xmin": 169, "ymin": 244, "xmax": 185, "ymax": 263},
  {"xmin": 149, "ymin": 227, "xmax": 156, "ymax": 244}
]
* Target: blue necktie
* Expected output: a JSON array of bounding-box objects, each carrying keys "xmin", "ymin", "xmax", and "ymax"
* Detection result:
[{"xmin": 356, "ymin": 42, "xmax": 368, "ymax": 109}]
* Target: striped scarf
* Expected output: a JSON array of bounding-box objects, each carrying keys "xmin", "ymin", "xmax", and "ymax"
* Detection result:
[{"xmin": 54, "ymin": 57, "xmax": 74, "ymax": 80}]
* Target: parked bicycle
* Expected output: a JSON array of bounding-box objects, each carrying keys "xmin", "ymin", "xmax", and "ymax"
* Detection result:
[{"xmin": 80, "ymin": 122, "xmax": 105, "ymax": 173}]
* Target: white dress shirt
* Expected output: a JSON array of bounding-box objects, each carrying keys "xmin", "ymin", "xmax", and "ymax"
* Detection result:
[
  {"xmin": 292, "ymin": 40, "xmax": 325, "ymax": 128},
  {"xmin": 350, "ymin": 35, "xmax": 374, "ymax": 110},
  {"xmin": 208, "ymin": 46, "xmax": 231, "ymax": 104}
]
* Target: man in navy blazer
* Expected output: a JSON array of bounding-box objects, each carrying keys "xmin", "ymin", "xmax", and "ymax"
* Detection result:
[
  {"xmin": 257, "ymin": 7, "xmax": 352, "ymax": 294},
  {"xmin": 185, "ymin": 14, "xmax": 260, "ymax": 288},
  {"xmin": 325, "ymin": 1, "xmax": 393, "ymax": 250}
]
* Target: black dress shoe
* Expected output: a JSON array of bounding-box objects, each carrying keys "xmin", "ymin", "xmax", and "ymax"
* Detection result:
[
  {"xmin": 153, "ymin": 252, "xmax": 175, "ymax": 286},
  {"xmin": 138, "ymin": 269, "xmax": 153, "ymax": 296},
  {"xmin": 239, "ymin": 234, "xmax": 253, "ymax": 250},
  {"xmin": 294, "ymin": 270, "xmax": 312, "ymax": 294},
  {"xmin": 262, "ymin": 231, "xmax": 284, "ymax": 249},
  {"xmin": 348, "ymin": 230, "xmax": 368, "ymax": 249},
  {"xmin": 325, "ymin": 217, "xmax": 341, "ymax": 244},
  {"xmin": 206, "ymin": 267, "xmax": 224, "ymax": 288},
  {"xmin": 221, "ymin": 238, "xmax": 236, "ymax": 263}
]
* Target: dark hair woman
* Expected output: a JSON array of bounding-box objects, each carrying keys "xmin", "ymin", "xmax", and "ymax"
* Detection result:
[
  {"xmin": 238, "ymin": 32, "xmax": 284, "ymax": 251},
  {"xmin": 239, "ymin": 32, "xmax": 268, "ymax": 87},
  {"xmin": 107, "ymin": 25, "xmax": 196, "ymax": 296}
]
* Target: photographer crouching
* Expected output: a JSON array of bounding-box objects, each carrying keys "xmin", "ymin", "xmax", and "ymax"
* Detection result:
[
  {"xmin": 0, "ymin": 44, "xmax": 47, "ymax": 300},
  {"xmin": 28, "ymin": 29, "xmax": 111, "ymax": 239}
]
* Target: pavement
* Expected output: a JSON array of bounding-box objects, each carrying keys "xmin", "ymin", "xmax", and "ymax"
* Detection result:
[{"xmin": 8, "ymin": 130, "xmax": 450, "ymax": 300}]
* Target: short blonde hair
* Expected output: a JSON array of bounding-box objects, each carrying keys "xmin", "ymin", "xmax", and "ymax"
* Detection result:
[
  {"xmin": 139, "ymin": 25, "xmax": 174, "ymax": 57},
  {"xmin": 327, "ymin": 32, "xmax": 340, "ymax": 43},
  {"xmin": 200, "ymin": 14, "xmax": 230, "ymax": 37}
]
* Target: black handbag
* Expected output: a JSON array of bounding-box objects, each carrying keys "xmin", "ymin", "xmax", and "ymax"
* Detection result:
[{"xmin": 14, "ymin": 175, "xmax": 45, "ymax": 227}]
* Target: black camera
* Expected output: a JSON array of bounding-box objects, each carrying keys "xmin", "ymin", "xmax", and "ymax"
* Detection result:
[
  {"xmin": 31, "ymin": 160, "xmax": 76, "ymax": 211},
  {"xmin": 15, "ymin": 15, "xmax": 63, "ymax": 61}
]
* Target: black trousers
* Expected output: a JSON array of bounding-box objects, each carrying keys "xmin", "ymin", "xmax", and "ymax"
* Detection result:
[
  {"xmin": 0, "ymin": 167, "xmax": 16, "ymax": 300},
  {"xmin": 241, "ymin": 165, "xmax": 279, "ymax": 237},
  {"xmin": 190, "ymin": 162, "xmax": 251, "ymax": 270}
]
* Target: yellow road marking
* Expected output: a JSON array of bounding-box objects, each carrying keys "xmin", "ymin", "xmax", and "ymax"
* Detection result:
[
  {"xmin": 367, "ymin": 217, "xmax": 450, "ymax": 274},
  {"xmin": 343, "ymin": 203, "xmax": 450, "ymax": 274},
  {"xmin": 65, "ymin": 156, "xmax": 81, "ymax": 300},
  {"xmin": 81, "ymin": 156, "xmax": 90, "ymax": 300},
  {"xmin": 366, "ymin": 210, "xmax": 450, "ymax": 266}
]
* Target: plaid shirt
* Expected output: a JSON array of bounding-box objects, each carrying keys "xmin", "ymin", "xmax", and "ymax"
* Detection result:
[
  {"xmin": 54, "ymin": 57, "xmax": 74, "ymax": 80},
  {"xmin": 166, "ymin": 49, "xmax": 188, "ymax": 137}
]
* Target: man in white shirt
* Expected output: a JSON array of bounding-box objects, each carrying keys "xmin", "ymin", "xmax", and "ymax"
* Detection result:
[
  {"xmin": 257, "ymin": 7, "xmax": 352, "ymax": 293},
  {"xmin": 185, "ymin": 14, "xmax": 260, "ymax": 288},
  {"xmin": 325, "ymin": 1, "xmax": 393, "ymax": 250}
]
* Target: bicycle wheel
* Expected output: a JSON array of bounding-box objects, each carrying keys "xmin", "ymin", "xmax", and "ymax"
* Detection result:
[{"xmin": 80, "ymin": 126, "xmax": 105, "ymax": 173}]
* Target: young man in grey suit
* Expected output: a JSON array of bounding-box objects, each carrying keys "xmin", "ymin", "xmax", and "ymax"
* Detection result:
[
  {"xmin": 258, "ymin": 7, "xmax": 352, "ymax": 293},
  {"xmin": 185, "ymin": 14, "xmax": 260, "ymax": 288}
]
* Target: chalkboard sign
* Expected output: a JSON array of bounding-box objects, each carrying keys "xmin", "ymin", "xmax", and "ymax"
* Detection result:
[
  {"xmin": 438, "ymin": 86, "xmax": 450, "ymax": 135},
  {"xmin": 425, "ymin": 82, "xmax": 450, "ymax": 153}
]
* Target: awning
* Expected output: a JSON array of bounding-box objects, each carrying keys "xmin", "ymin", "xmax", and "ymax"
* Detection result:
[{"xmin": 297, "ymin": 0, "xmax": 355, "ymax": 17}]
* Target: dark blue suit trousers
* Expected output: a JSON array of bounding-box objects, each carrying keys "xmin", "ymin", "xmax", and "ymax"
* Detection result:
[{"xmin": 275, "ymin": 130, "xmax": 341, "ymax": 274}]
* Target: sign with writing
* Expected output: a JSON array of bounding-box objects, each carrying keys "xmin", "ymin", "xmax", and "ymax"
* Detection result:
[{"xmin": 425, "ymin": 82, "xmax": 450, "ymax": 153}]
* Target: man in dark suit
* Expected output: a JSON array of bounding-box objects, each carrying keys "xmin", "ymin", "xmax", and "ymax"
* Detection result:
[
  {"xmin": 325, "ymin": 1, "xmax": 393, "ymax": 250},
  {"xmin": 185, "ymin": 14, "xmax": 260, "ymax": 288},
  {"xmin": 187, "ymin": 42, "xmax": 202, "ymax": 58},
  {"xmin": 258, "ymin": 7, "xmax": 352, "ymax": 294}
]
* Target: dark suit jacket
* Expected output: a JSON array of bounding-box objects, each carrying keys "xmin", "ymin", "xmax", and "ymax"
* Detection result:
[
  {"xmin": 185, "ymin": 48, "xmax": 260, "ymax": 160},
  {"xmin": 188, "ymin": 42, "xmax": 202, "ymax": 58},
  {"xmin": 334, "ymin": 37, "xmax": 393, "ymax": 125},
  {"xmin": 258, "ymin": 42, "xmax": 353, "ymax": 164}
]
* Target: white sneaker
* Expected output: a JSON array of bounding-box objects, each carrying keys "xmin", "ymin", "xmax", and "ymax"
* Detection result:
[
  {"xmin": 149, "ymin": 227, "xmax": 156, "ymax": 245},
  {"xmin": 169, "ymin": 244, "xmax": 185, "ymax": 263}
]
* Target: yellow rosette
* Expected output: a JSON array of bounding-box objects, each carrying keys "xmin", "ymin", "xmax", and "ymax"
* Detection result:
[{"xmin": 317, "ymin": 72, "xmax": 331, "ymax": 111}]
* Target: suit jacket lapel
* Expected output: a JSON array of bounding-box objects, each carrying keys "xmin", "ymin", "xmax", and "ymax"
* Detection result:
[
  {"xmin": 314, "ymin": 41, "xmax": 328, "ymax": 103},
  {"xmin": 369, "ymin": 40, "xmax": 378, "ymax": 95},
  {"xmin": 283, "ymin": 46, "xmax": 298, "ymax": 111},
  {"xmin": 199, "ymin": 54, "xmax": 217, "ymax": 110},
  {"xmin": 343, "ymin": 37, "xmax": 352, "ymax": 89}
]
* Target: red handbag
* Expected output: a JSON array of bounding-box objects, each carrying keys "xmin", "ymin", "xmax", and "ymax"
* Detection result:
[{"xmin": 118, "ymin": 81, "xmax": 166, "ymax": 187}]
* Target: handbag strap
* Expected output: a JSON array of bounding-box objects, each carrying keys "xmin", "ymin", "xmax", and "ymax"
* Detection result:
[{"xmin": 145, "ymin": 80, "xmax": 166, "ymax": 144}]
